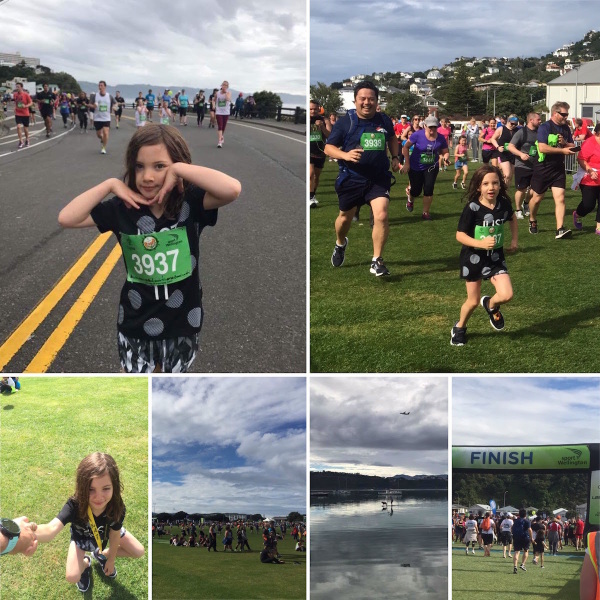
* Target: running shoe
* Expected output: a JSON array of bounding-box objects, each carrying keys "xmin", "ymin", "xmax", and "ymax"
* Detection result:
[
  {"xmin": 528, "ymin": 220, "xmax": 538, "ymax": 234},
  {"xmin": 422, "ymin": 212, "xmax": 432, "ymax": 221},
  {"xmin": 532, "ymin": 558, "xmax": 538, "ymax": 564},
  {"xmin": 450, "ymin": 322, "xmax": 467, "ymax": 346},
  {"xmin": 17, "ymin": 141, "xmax": 24, "ymax": 149},
  {"xmin": 406, "ymin": 198, "xmax": 414, "ymax": 212},
  {"xmin": 92, "ymin": 547, "xmax": 117, "ymax": 578},
  {"xmin": 513, "ymin": 567, "xmax": 518, "ymax": 574},
  {"xmin": 100, "ymin": 147, "xmax": 107, "ymax": 154},
  {"xmin": 471, "ymin": 159, "xmax": 478, "ymax": 162},
  {"xmin": 461, "ymin": 182, "xmax": 466, "ymax": 189},
  {"xmin": 541, "ymin": 565, "xmax": 544, "ymax": 569},
  {"xmin": 595, "ymin": 229, "xmax": 600, "ymax": 236},
  {"xmin": 45, "ymin": 132, "xmax": 50, "ymax": 138},
  {"xmin": 25, "ymin": 139, "xmax": 29, "ymax": 147},
  {"xmin": 116, "ymin": 124, "xmax": 119, "ymax": 129},
  {"xmin": 555, "ymin": 227, "xmax": 572, "ymax": 239},
  {"xmin": 310, "ymin": 197, "xmax": 319, "ymax": 208},
  {"xmin": 573, "ymin": 210, "xmax": 583, "ymax": 230},
  {"xmin": 217, "ymin": 142, "xmax": 222, "ymax": 148},
  {"xmin": 481, "ymin": 296, "xmax": 505, "ymax": 331},
  {"xmin": 515, "ymin": 210, "xmax": 524, "ymax": 219},
  {"xmin": 520, "ymin": 564, "xmax": 527, "ymax": 571},
  {"xmin": 370, "ymin": 257, "xmax": 390, "ymax": 277},
  {"xmin": 77, "ymin": 556, "xmax": 92, "ymax": 592},
  {"xmin": 331, "ymin": 237, "xmax": 348, "ymax": 268},
  {"xmin": 465, "ymin": 548, "xmax": 468, "ymax": 554},
  {"xmin": 523, "ymin": 202, "xmax": 530, "ymax": 216},
  {"xmin": 452, "ymin": 182, "xmax": 457, "ymax": 189}
]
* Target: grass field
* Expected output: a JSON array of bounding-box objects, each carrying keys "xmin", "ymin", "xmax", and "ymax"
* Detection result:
[
  {"xmin": 0, "ymin": 377, "xmax": 149, "ymax": 600},
  {"xmin": 310, "ymin": 160, "xmax": 600, "ymax": 372},
  {"xmin": 452, "ymin": 542, "xmax": 583, "ymax": 599},
  {"xmin": 152, "ymin": 527, "xmax": 306, "ymax": 599}
]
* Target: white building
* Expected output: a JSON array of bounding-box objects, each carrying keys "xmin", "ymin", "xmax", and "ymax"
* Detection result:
[
  {"xmin": 427, "ymin": 70, "xmax": 443, "ymax": 80},
  {"xmin": 0, "ymin": 51, "xmax": 40, "ymax": 68},
  {"xmin": 546, "ymin": 59, "xmax": 600, "ymax": 120}
]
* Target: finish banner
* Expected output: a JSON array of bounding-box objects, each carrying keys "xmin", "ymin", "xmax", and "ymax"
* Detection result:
[{"xmin": 453, "ymin": 445, "xmax": 591, "ymax": 471}]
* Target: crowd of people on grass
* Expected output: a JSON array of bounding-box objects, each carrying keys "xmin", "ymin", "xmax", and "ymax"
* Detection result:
[
  {"xmin": 311, "ymin": 80, "xmax": 600, "ymax": 346},
  {"xmin": 452, "ymin": 508, "xmax": 588, "ymax": 572},
  {"xmin": 154, "ymin": 519, "xmax": 306, "ymax": 559}
]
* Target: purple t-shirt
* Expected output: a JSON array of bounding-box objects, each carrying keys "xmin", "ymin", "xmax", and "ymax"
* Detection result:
[{"xmin": 409, "ymin": 129, "xmax": 448, "ymax": 172}]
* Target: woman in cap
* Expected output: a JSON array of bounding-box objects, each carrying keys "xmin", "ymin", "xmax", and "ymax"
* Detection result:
[{"xmin": 401, "ymin": 115, "xmax": 450, "ymax": 220}]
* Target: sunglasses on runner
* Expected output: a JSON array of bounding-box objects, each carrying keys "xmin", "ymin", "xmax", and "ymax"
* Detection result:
[{"xmin": 557, "ymin": 111, "xmax": 569, "ymax": 117}]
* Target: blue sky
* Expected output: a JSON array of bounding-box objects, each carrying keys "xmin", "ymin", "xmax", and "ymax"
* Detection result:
[
  {"xmin": 152, "ymin": 377, "xmax": 306, "ymax": 516},
  {"xmin": 310, "ymin": 377, "xmax": 448, "ymax": 477},
  {"xmin": 453, "ymin": 377, "xmax": 600, "ymax": 445},
  {"xmin": 310, "ymin": 0, "xmax": 598, "ymax": 84}
]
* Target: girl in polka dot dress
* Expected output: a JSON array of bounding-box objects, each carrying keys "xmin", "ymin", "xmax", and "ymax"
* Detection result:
[
  {"xmin": 59, "ymin": 124, "xmax": 241, "ymax": 372},
  {"xmin": 450, "ymin": 164, "xmax": 517, "ymax": 346}
]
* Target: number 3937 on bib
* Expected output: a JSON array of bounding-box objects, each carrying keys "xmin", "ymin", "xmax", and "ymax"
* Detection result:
[{"xmin": 121, "ymin": 227, "xmax": 193, "ymax": 285}]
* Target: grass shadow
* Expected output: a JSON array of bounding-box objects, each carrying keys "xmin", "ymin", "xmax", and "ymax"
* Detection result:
[
  {"xmin": 3, "ymin": 404, "xmax": 14, "ymax": 410},
  {"xmin": 512, "ymin": 305, "xmax": 599, "ymax": 340}
]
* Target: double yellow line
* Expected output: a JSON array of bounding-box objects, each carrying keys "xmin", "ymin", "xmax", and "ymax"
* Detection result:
[{"xmin": 0, "ymin": 233, "xmax": 122, "ymax": 372}]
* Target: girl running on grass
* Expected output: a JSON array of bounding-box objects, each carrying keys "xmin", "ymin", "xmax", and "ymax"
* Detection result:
[
  {"xmin": 453, "ymin": 135, "xmax": 469, "ymax": 189},
  {"xmin": 451, "ymin": 164, "xmax": 518, "ymax": 346},
  {"xmin": 35, "ymin": 452, "xmax": 144, "ymax": 593},
  {"xmin": 58, "ymin": 124, "xmax": 241, "ymax": 372}
]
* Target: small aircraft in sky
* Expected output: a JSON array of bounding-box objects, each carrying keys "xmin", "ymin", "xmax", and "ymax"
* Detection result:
[{"xmin": 399, "ymin": 411, "xmax": 410, "ymax": 415}]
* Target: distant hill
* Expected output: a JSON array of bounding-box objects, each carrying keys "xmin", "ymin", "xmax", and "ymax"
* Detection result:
[
  {"xmin": 311, "ymin": 470, "xmax": 448, "ymax": 491},
  {"xmin": 78, "ymin": 81, "xmax": 305, "ymax": 108}
]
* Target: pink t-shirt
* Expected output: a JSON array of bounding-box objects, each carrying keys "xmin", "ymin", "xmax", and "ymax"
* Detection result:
[
  {"xmin": 437, "ymin": 126, "xmax": 451, "ymax": 142},
  {"xmin": 579, "ymin": 135, "xmax": 600, "ymax": 187}
]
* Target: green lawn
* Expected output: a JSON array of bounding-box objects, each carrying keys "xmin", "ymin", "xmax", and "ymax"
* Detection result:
[
  {"xmin": 152, "ymin": 527, "xmax": 306, "ymax": 599},
  {"xmin": 452, "ymin": 543, "xmax": 583, "ymax": 599},
  {"xmin": 310, "ymin": 161, "xmax": 600, "ymax": 372},
  {"xmin": 0, "ymin": 377, "xmax": 148, "ymax": 599}
]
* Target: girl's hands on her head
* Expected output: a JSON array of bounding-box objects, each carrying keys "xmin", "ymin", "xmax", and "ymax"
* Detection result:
[
  {"xmin": 109, "ymin": 178, "xmax": 150, "ymax": 210},
  {"xmin": 154, "ymin": 164, "xmax": 184, "ymax": 205}
]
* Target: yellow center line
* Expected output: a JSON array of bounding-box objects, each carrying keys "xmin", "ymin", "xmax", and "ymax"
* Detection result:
[
  {"xmin": 25, "ymin": 243, "xmax": 123, "ymax": 373},
  {"xmin": 0, "ymin": 232, "xmax": 112, "ymax": 370}
]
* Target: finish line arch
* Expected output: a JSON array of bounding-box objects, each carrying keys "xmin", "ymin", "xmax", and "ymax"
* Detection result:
[{"xmin": 453, "ymin": 444, "xmax": 600, "ymax": 533}]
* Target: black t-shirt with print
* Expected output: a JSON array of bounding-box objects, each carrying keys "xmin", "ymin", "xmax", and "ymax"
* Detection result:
[
  {"xmin": 91, "ymin": 184, "xmax": 218, "ymax": 340},
  {"xmin": 57, "ymin": 497, "xmax": 125, "ymax": 550},
  {"xmin": 36, "ymin": 90, "xmax": 56, "ymax": 110},
  {"xmin": 457, "ymin": 195, "xmax": 514, "ymax": 281}
]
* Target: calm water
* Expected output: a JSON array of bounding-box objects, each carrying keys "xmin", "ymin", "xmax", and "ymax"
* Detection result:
[{"xmin": 311, "ymin": 492, "xmax": 448, "ymax": 600}]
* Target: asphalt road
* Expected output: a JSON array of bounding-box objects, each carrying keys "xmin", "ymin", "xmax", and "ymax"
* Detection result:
[{"xmin": 0, "ymin": 110, "xmax": 306, "ymax": 373}]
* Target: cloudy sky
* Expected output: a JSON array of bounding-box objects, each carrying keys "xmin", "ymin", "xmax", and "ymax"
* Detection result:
[
  {"xmin": 311, "ymin": 0, "xmax": 597, "ymax": 84},
  {"xmin": 152, "ymin": 377, "xmax": 306, "ymax": 517},
  {"xmin": 453, "ymin": 377, "xmax": 600, "ymax": 445},
  {"xmin": 311, "ymin": 377, "xmax": 448, "ymax": 477},
  {"xmin": 2, "ymin": 0, "xmax": 305, "ymax": 94}
]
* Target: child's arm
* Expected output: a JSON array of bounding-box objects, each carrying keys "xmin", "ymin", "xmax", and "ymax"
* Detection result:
[
  {"xmin": 155, "ymin": 163, "xmax": 241, "ymax": 210},
  {"xmin": 35, "ymin": 518, "xmax": 65, "ymax": 543},
  {"xmin": 456, "ymin": 230, "xmax": 495, "ymax": 251},
  {"xmin": 103, "ymin": 527, "xmax": 121, "ymax": 576},
  {"xmin": 59, "ymin": 179, "xmax": 151, "ymax": 228}
]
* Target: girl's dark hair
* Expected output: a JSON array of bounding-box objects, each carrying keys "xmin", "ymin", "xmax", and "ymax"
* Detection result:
[
  {"xmin": 594, "ymin": 123, "xmax": 600, "ymax": 135},
  {"xmin": 464, "ymin": 164, "xmax": 507, "ymax": 203},
  {"xmin": 72, "ymin": 452, "xmax": 125, "ymax": 524},
  {"xmin": 124, "ymin": 123, "xmax": 192, "ymax": 219}
]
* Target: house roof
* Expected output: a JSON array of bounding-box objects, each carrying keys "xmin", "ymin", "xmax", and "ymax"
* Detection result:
[{"xmin": 548, "ymin": 59, "xmax": 600, "ymax": 85}]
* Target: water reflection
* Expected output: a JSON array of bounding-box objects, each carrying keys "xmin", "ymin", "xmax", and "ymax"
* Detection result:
[{"xmin": 311, "ymin": 493, "xmax": 447, "ymax": 600}]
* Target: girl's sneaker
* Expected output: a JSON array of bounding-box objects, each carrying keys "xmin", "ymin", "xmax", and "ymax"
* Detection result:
[
  {"xmin": 452, "ymin": 182, "xmax": 457, "ymax": 189},
  {"xmin": 92, "ymin": 547, "xmax": 117, "ymax": 578},
  {"xmin": 573, "ymin": 210, "xmax": 583, "ymax": 230},
  {"xmin": 595, "ymin": 229, "xmax": 600, "ymax": 236},
  {"xmin": 77, "ymin": 556, "xmax": 92, "ymax": 592},
  {"xmin": 451, "ymin": 322, "xmax": 467, "ymax": 346},
  {"xmin": 461, "ymin": 182, "xmax": 466, "ymax": 189},
  {"xmin": 481, "ymin": 296, "xmax": 505, "ymax": 330}
]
